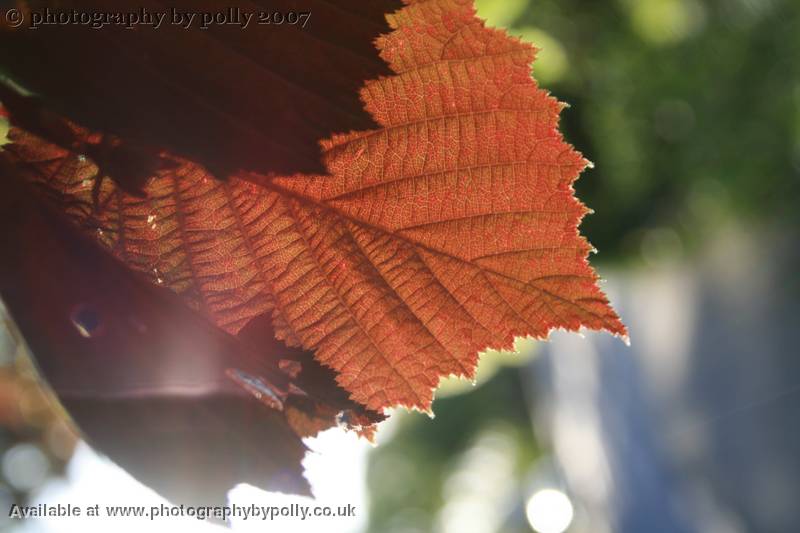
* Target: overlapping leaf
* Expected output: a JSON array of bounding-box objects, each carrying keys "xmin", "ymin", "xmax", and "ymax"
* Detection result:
[
  {"xmin": 0, "ymin": 0, "xmax": 401, "ymax": 177},
  {"xmin": 1, "ymin": 0, "xmax": 626, "ymax": 414}
]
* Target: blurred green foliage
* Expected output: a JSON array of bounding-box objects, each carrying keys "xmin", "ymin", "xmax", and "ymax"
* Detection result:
[{"xmin": 478, "ymin": 0, "xmax": 800, "ymax": 264}]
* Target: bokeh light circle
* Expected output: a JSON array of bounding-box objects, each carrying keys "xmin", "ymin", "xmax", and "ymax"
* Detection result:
[{"xmin": 525, "ymin": 489, "xmax": 574, "ymax": 533}]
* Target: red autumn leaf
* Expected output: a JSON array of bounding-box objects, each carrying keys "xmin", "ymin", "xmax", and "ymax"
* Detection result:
[{"xmin": 1, "ymin": 0, "xmax": 626, "ymax": 419}]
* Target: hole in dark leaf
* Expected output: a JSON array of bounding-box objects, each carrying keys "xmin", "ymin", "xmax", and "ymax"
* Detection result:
[{"xmin": 69, "ymin": 304, "xmax": 102, "ymax": 339}]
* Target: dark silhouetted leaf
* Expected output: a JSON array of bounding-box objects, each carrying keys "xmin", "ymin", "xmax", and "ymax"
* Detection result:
[{"xmin": 0, "ymin": 0, "xmax": 403, "ymax": 180}]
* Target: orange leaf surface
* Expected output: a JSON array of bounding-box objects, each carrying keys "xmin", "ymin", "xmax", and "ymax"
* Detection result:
[{"xmin": 2, "ymin": 0, "xmax": 626, "ymax": 414}]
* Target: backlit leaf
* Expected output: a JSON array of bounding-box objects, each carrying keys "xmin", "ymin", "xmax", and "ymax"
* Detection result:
[{"xmin": 1, "ymin": 0, "xmax": 626, "ymax": 417}]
